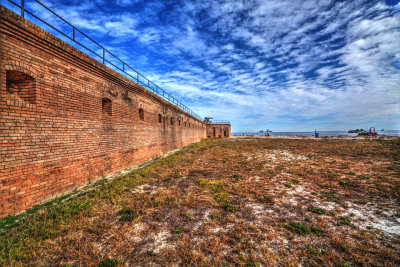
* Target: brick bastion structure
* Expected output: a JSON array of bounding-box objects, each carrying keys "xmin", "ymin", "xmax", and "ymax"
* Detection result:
[{"xmin": 0, "ymin": 5, "xmax": 230, "ymax": 217}]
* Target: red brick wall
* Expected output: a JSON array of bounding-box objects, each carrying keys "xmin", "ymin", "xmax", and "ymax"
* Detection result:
[
  {"xmin": 0, "ymin": 6, "xmax": 207, "ymax": 217},
  {"xmin": 206, "ymin": 124, "xmax": 231, "ymax": 138}
]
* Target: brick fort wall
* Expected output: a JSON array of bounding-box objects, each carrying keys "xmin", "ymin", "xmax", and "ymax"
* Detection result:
[{"xmin": 0, "ymin": 6, "xmax": 209, "ymax": 217}]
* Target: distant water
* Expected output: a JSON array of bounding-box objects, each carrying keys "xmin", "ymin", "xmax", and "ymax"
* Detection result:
[{"xmin": 233, "ymin": 130, "xmax": 400, "ymax": 137}]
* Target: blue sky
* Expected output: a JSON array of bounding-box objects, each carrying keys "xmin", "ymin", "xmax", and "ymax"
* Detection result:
[{"xmin": 4, "ymin": 0, "xmax": 400, "ymax": 132}]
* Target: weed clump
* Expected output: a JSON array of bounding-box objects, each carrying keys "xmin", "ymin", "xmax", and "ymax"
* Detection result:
[
  {"xmin": 285, "ymin": 222, "xmax": 307, "ymax": 235},
  {"xmin": 284, "ymin": 183, "xmax": 292, "ymax": 188},
  {"xmin": 223, "ymin": 204, "xmax": 235, "ymax": 212},
  {"xmin": 337, "ymin": 216, "xmax": 354, "ymax": 227},
  {"xmin": 307, "ymin": 246, "xmax": 326, "ymax": 255},
  {"xmin": 285, "ymin": 222, "xmax": 323, "ymax": 236},
  {"xmin": 213, "ymin": 192, "xmax": 230, "ymax": 204},
  {"xmin": 354, "ymin": 200, "xmax": 367, "ymax": 205},
  {"xmin": 310, "ymin": 225, "xmax": 324, "ymax": 236},
  {"xmin": 183, "ymin": 212, "xmax": 193, "ymax": 219},
  {"xmin": 118, "ymin": 209, "xmax": 138, "ymax": 221},
  {"xmin": 339, "ymin": 180, "xmax": 358, "ymax": 189},
  {"xmin": 258, "ymin": 195, "xmax": 274, "ymax": 203},
  {"xmin": 325, "ymin": 172, "xmax": 337, "ymax": 178},
  {"xmin": 99, "ymin": 259, "xmax": 119, "ymax": 267},
  {"xmin": 232, "ymin": 174, "xmax": 241, "ymax": 180},
  {"xmin": 208, "ymin": 213, "xmax": 220, "ymax": 220},
  {"xmin": 308, "ymin": 206, "xmax": 326, "ymax": 215},
  {"xmin": 171, "ymin": 227, "xmax": 183, "ymax": 234},
  {"xmin": 357, "ymin": 175, "xmax": 370, "ymax": 180},
  {"xmin": 196, "ymin": 178, "xmax": 225, "ymax": 193}
]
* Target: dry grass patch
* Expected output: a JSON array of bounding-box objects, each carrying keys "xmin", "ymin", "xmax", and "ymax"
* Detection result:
[{"xmin": 0, "ymin": 137, "xmax": 399, "ymax": 266}]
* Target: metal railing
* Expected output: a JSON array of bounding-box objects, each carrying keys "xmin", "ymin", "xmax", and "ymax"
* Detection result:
[
  {"xmin": 205, "ymin": 120, "xmax": 230, "ymax": 125},
  {"xmin": 5, "ymin": 0, "xmax": 203, "ymax": 121}
]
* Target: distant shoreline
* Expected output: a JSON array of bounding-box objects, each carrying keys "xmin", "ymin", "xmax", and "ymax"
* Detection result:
[
  {"xmin": 233, "ymin": 130, "xmax": 400, "ymax": 137},
  {"xmin": 231, "ymin": 134, "xmax": 400, "ymax": 140}
]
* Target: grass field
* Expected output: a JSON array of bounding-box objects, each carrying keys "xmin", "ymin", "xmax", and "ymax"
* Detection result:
[{"xmin": 1, "ymin": 137, "xmax": 399, "ymax": 266}]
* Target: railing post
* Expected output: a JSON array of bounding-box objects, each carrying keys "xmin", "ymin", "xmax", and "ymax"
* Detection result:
[
  {"xmin": 123, "ymin": 63, "xmax": 125, "ymax": 72},
  {"xmin": 73, "ymin": 27, "xmax": 75, "ymax": 40},
  {"xmin": 136, "ymin": 73, "xmax": 139, "ymax": 83},
  {"xmin": 21, "ymin": 0, "xmax": 25, "ymax": 18},
  {"xmin": 102, "ymin": 48, "xmax": 105, "ymax": 64}
]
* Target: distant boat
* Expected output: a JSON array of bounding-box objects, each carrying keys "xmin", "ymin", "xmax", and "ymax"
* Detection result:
[
  {"xmin": 259, "ymin": 129, "xmax": 264, "ymax": 132},
  {"xmin": 381, "ymin": 129, "xmax": 384, "ymax": 131}
]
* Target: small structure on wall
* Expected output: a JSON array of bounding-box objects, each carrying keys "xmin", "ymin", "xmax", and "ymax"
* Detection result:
[{"xmin": 204, "ymin": 118, "xmax": 231, "ymax": 138}]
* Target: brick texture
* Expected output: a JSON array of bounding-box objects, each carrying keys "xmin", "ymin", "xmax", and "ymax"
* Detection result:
[{"xmin": 0, "ymin": 6, "xmax": 231, "ymax": 217}]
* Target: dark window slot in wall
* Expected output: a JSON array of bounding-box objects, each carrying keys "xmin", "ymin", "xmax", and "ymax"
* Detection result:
[
  {"xmin": 102, "ymin": 98, "xmax": 112, "ymax": 116},
  {"xmin": 139, "ymin": 108, "xmax": 144, "ymax": 121}
]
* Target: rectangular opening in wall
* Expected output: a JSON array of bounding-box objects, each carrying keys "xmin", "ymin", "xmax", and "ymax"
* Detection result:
[
  {"xmin": 139, "ymin": 108, "xmax": 144, "ymax": 121},
  {"xmin": 102, "ymin": 98, "xmax": 112, "ymax": 116},
  {"xmin": 158, "ymin": 114, "xmax": 162, "ymax": 123},
  {"xmin": 6, "ymin": 70, "xmax": 36, "ymax": 104}
]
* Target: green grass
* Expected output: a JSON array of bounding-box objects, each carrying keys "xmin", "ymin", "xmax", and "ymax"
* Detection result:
[
  {"xmin": 354, "ymin": 200, "xmax": 367, "ymax": 205},
  {"xmin": 319, "ymin": 192, "xmax": 336, "ymax": 199},
  {"xmin": 310, "ymin": 225, "xmax": 324, "ymax": 236},
  {"xmin": 232, "ymin": 174, "xmax": 241, "ymax": 180},
  {"xmin": 171, "ymin": 227, "xmax": 183, "ymax": 234},
  {"xmin": 307, "ymin": 246, "xmax": 326, "ymax": 255},
  {"xmin": 325, "ymin": 172, "xmax": 337, "ymax": 179},
  {"xmin": 337, "ymin": 216, "xmax": 353, "ymax": 227},
  {"xmin": 208, "ymin": 213, "xmax": 220, "ymax": 220},
  {"xmin": 223, "ymin": 204, "xmax": 235, "ymax": 212},
  {"xmin": 183, "ymin": 212, "xmax": 193, "ymax": 219},
  {"xmin": 339, "ymin": 180, "xmax": 357, "ymax": 189},
  {"xmin": 99, "ymin": 258, "xmax": 119, "ymax": 267},
  {"xmin": 0, "ymin": 193, "xmax": 73, "ymax": 231},
  {"xmin": 213, "ymin": 192, "xmax": 230, "ymax": 204},
  {"xmin": 285, "ymin": 222, "xmax": 323, "ymax": 236},
  {"xmin": 357, "ymin": 175, "xmax": 370, "ymax": 180},
  {"xmin": 292, "ymin": 179, "xmax": 300, "ymax": 184},
  {"xmin": 284, "ymin": 183, "xmax": 292, "ymax": 188},
  {"xmin": 285, "ymin": 222, "xmax": 307, "ymax": 235}
]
